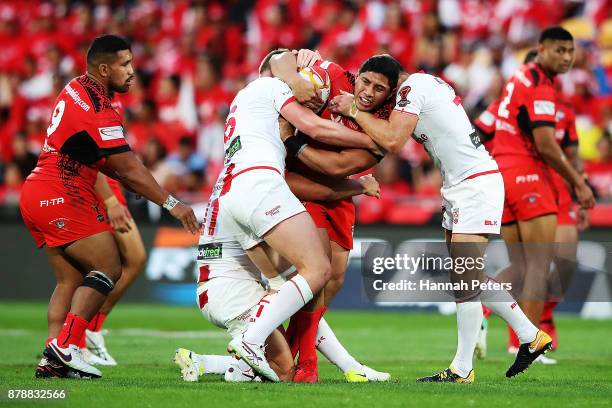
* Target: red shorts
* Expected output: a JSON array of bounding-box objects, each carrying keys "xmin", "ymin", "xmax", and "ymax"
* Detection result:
[
  {"xmin": 551, "ymin": 171, "xmax": 577, "ymax": 225},
  {"xmin": 107, "ymin": 177, "xmax": 127, "ymax": 206},
  {"xmin": 305, "ymin": 198, "xmax": 355, "ymax": 250},
  {"xmin": 501, "ymin": 164, "xmax": 558, "ymax": 224},
  {"xmin": 20, "ymin": 180, "xmax": 111, "ymax": 248}
]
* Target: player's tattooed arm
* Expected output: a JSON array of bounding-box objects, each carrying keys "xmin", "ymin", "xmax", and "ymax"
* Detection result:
[
  {"xmin": 270, "ymin": 52, "xmax": 322, "ymax": 111},
  {"xmin": 532, "ymin": 126, "xmax": 595, "ymax": 209},
  {"xmin": 101, "ymin": 151, "xmax": 199, "ymax": 234},
  {"xmin": 286, "ymin": 171, "xmax": 380, "ymax": 201},
  {"xmin": 94, "ymin": 173, "xmax": 132, "ymax": 233},
  {"xmin": 329, "ymin": 91, "xmax": 415, "ymax": 153},
  {"xmin": 280, "ymin": 102, "xmax": 378, "ymax": 149}
]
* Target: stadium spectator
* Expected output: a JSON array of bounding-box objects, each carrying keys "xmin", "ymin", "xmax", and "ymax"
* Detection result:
[{"xmin": 0, "ymin": 0, "xmax": 610, "ymax": 225}]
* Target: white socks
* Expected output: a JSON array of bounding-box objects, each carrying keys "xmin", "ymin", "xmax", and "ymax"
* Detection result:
[
  {"xmin": 451, "ymin": 301, "xmax": 482, "ymax": 378},
  {"xmin": 316, "ymin": 317, "xmax": 362, "ymax": 373},
  {"xmin": 194, "ymin": 354, "xmax": 235, "ymax": 374},
  {"xmin": 480, "ymin": 279, "xmax": 538, "ymax": 344},
  {"xmin": 244, "ymin": 275, "xmax": 314, "ymax": 345}
]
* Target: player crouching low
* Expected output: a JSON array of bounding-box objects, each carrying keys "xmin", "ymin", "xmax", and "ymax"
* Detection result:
[{"xmin": 174, "ymin": 175, "xmax": 389, "ymax": 382}]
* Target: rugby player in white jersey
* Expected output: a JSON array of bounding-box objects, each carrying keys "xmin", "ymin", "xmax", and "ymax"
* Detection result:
[
  {"xmin": 175, "ymin": 174, "xmax": 388, "ymax": 382},
  {"xmin": 330, "ymin": 72, "xmax": 553, "ymax": 382},
  {"xmin": 202, "ymin": 49, "xmax": 380, "ymax": 382}
]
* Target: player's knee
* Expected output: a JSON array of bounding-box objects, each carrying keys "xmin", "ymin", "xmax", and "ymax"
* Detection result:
[{"xmin": 81, "ymin": 270, "xmax": 118, "ymax": 297}]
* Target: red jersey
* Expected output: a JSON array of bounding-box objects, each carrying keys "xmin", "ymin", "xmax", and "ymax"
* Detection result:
[
  {"xmin": 27, "ymin": 75, "xmax": 131, "ymax": 200},
  {"xmin": 491, "ymin": 62, "xmax": 557, "ymax": 169},
  {"xmin": 554, "ymin": 97, "xmax": 578, "ymax": 149}
]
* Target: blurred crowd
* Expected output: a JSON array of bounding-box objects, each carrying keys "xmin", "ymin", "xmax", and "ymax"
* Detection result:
[{"xmin": 0, "ymin": 0, "xmax": 611, "ymax": 224}]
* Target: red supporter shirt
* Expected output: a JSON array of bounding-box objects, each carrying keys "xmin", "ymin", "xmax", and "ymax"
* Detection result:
[
  {"xmin": 27, "ymin": 75, "xmax": 131, "ymax": 199},
  {"xmin": 492, "ymin": 62, "xmax": 557, "ymax": 170}
]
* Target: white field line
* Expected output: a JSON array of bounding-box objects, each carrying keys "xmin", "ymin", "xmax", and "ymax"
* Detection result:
[{"xmin": 0, "ymin": 328, "xmax": 227, "ymax": 339}]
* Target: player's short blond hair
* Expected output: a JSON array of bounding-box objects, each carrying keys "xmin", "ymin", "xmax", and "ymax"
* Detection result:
[{"xmin": 259, "ymin": 48, "xmax": 290, "ymax": 76}]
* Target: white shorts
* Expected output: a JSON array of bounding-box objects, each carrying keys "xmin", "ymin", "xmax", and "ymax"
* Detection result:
[
  {"xmin": 197, "ymin": 277, "xmax": 267, "ymax": 338},
  {"xmin": 217, "ymin": 169, "xmax": 306, "ymax": 249},
  {"xmin": 441, "ymin": 171, "xmax": 504, "ymax": 235}
]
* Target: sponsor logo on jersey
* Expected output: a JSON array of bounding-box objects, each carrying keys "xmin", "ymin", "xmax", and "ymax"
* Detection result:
[
  {"xmin": 469, "ymin": 130, "xmax": 482, "ymax": 148},
  {"xmin": 40, "ymin": 197, "xmax": 65, "ymax": 207},
  {"xmin": 412, "ymin": 133, "xmax": 427, "ymax": 144},
  {"xmin": 265, "ymin": 205, "xmax": 281, "ymax": 217},
  {"xmin": 534, "ymin": 100, "xmax": 555, "ymax": 115},
  {"xmin": 224, "ymin": 135, "xmax": 242, "ymax": 164},
  {"xmin": 197, "ymin": 243, "xmax": 222, "ymax": 260},
  {"xmin": 516, "ymin": 174, "xmax": 539, "ymax": 184},
  {"xmin": 98, "ymin": 126, "xmax": 125, "ymax": 141},
  {"xmin": 396, "ymin": 86, "xmax": 411, "ymax": 107},
  {"xmin": 65, "ymin": 84, "xmax": 91, "ymax": 112}
]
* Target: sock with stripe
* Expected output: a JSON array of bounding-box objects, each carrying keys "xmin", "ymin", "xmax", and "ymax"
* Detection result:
[
  {"xmin": 87, "ymin": 312, "xmax": 107, "ymax": 332},
  {"xmin": 244, "ymin": 275, "xmax": 314, "ymax": 345},
  {"xmin": 57, "ymin": 313, "xmax": 89, "ymax": 348}
]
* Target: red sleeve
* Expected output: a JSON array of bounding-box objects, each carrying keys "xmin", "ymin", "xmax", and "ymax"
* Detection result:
[
  {"xmin": 317, "ymin": 60, "xmax": 353, "ymax": 98},
  {"xmin": 524, "ymin": 84, "xmax": 557, "ymax": 128},
  {"xmin": 566, "ymin": 107, "xmax": 578, "ymax": 143}
]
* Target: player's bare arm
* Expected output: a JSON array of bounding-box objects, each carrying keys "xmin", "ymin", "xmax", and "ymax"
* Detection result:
[
  {"xmin": 94, "ymin": 173, "xmax": 132, "ymax": 233},
  {"xmin": 330, "ymin": 92, "xmax": 415, "ymax": 153},
  {"xmin": 280, "ymin": 101, "xmax": 379, "ymax": 149},
  {"xmin": 102, "ymin": 151, "xmax": 199, "ymax": 234},
  {"xmin": 270, "ymin": 51, "xmax": 323, "ymax": 111},
  {"xmin": 286, "ymin": 171, "xmax": 380, "ymax": 202},
  {"xmin": 532, "ymin": 126, "xmax": 594, "ymax": 208}
]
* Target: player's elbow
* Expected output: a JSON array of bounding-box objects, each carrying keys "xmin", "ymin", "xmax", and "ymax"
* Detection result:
[{"xmin": 386, "ymin": 139, "xmax": 404, "ymax": 154}]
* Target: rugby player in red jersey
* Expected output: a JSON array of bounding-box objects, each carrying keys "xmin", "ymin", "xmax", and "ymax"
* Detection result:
[
  {"xmin": 474, "ymin": 49, "xmax": 589, "ymax": 361},
  {"xmin": 270, "ymin": 52, "xmax": 401, "ymax": 382},
  {"xmin": 77, "ymin": 174, "xmax": 147, "ymax": 366},
  {"xmin": 20, "ymin": 35, "xmax": 198, "ymax": 379}
]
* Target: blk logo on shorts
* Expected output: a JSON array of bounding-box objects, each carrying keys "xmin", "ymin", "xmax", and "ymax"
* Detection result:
[
  {"xmin": 265, "ymin": 205, "xmax": 281, "ymax": 217},
  {"xmin": 484, "ymin": 220, "xmax": 498, "ymax": 226}
]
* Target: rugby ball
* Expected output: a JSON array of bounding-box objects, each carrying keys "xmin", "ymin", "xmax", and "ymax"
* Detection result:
[{"xmin": 299, "ymin": 66, "xmax": 331, "ymax": 107}]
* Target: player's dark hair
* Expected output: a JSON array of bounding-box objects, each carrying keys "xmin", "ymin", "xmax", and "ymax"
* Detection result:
[
  {"xmin": 524, "ymin": 49, "xmax": 538, "ymax": 64},
  {"xmin": 259, "ymin": 48, "xmax": 290, "ymax": 75},
  {"xmin": 358, "ymin": 54, "xmax": 403, "ymax": 90},
  {"xmin": 539, "ymin": 26, "xmax": 573, "ymax": 43},
  {"xmin": 86, "ymin": 35, "xmax": 132, "ymax": 66}
]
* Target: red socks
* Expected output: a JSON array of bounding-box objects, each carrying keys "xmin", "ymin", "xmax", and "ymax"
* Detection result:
[
  {"xmin": 287, "ymin": 306, "xmax": 327, "ymax": 365},
  {"xmin": 56, "ymin": 313, "xmax": 89, "ymax": 348},
  {"xmin": 482, "ymin": 305, "xmax": 493, "ymax": 320},
  {"xmin": 87, "ymin": 312, "xmax": 107, "ymax": 332}
]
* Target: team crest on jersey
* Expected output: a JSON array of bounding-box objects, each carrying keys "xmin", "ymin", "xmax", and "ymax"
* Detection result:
[
  {"xmin": 452, "ymin": 208, "xmax": 459, "ymax": 225},
  {"xmin": 197, "ymin": 243, "xmax": 223, "ymax": 260},
  {"xmin": 396, "ymin": 86, "xmax": 411, "ymax": 107}
]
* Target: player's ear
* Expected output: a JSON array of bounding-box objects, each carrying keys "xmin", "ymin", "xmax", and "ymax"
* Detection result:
[{"xmin": 98, "ymin": 63, "xmax": 110, "ymax": 78}]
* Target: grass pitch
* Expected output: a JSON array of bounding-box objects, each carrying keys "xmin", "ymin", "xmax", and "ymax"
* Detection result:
[{"xmin": 0, "ymin": 302, "xmax": 610, "ymax": 408}]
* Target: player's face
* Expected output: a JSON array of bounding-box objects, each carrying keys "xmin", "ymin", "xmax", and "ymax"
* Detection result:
[
  {"xmin": 354, "ymin": 72, "xmax": 392, "ymax": 112},
  {"xmin": 539, "ymin": 40, "xmax": 574, "ymax": 75},
  {"xmin": 108, "ymin": 50, "xmax": 135, "ymax": 93}
]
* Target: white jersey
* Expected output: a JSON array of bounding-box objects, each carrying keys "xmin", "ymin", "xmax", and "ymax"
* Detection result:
[
  {"xmin": 221, "ymin": 77, "xmax": 295, "ymax": 175},
  {"xmin": 197, "ymin": 235, "xmax": 262, "ymax": 282},
  {"xmin": 394, "ymin": 73, "xmax": 498, "ymax": 187}
]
